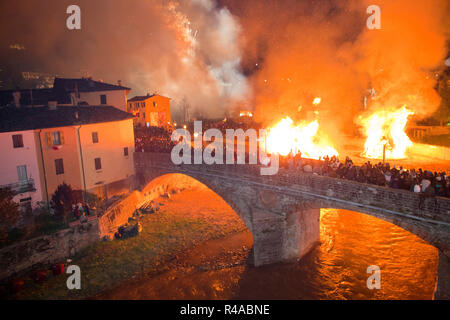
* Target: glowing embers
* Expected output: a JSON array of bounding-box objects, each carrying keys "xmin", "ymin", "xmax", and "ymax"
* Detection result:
[
  {"xmin": 265, "ymin": 116, "xmax": 338, "ymax": 159},
  {"xmin": 360, "ymin": 106, "xmax": 413, "ymax": 159}
]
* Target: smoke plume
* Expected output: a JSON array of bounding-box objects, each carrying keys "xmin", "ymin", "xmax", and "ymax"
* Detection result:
[
  {"xmin": 0, "ymin": 0, "xmax": 250, "ymax": 118},
  {"xmin": 0, "ymin": 0, "xmax": 448, "ymax": 130},
  {"xmin": 224, "ymin": 0, "xmax": 448, "ymax": 142}
]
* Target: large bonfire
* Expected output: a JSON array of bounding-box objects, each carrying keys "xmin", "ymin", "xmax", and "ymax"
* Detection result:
[
  {"xmin": 359, "ymin": 106, "xmax": 414, "ymax": 159},
  {"xmin": 265, "ymin": 116, "xmax": 339, "ymax": 159}
]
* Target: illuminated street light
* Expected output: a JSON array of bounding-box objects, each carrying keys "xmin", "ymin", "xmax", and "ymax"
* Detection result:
[{"xmin": 381, "ymin": 136, "xmax": 388, "ymax": 164}]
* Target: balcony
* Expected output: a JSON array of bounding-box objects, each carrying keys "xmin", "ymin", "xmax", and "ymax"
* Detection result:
[{"xmin": 0, "ymin": 179, "xmax": 36, "ymax": 194}]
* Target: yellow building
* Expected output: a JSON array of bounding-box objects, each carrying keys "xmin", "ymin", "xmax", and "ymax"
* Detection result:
[
  {"xmin": 127, "ymin": 94, "xmax": 171, "ymax": 127},
  {"xmin": 0, "ymin": 105, "xmax": 135, "ymax": 205}
]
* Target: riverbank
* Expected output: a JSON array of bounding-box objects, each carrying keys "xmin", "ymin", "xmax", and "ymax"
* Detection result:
[
  {"xmin": 12, "ymin": 188, "xmax": 248, "ymax": 300},
  {"xmin": 95, "ymin": 230, "xmax": 253, "ymax": 299}
]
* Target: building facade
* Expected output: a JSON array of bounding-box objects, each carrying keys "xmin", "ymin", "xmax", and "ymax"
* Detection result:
[
  {"xmin": 127, "ymin": 94, "xmax": 171, "ymax": 127},
  {"xmin": 0, "ymin": 106, "xmax": 135, "ymax": 212},
  {"xmin": 0, "ymin": 130, "xmax": 44, "ymax": 213}
]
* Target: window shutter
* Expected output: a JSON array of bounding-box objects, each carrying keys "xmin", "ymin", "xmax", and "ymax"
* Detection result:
[
  {"xmin": 46, "ymin": 132, "xmax": 52, "ymax": 146},
  {"xmin": 60, "ymin": 131, "xmax": 65, "ymax": 145}
]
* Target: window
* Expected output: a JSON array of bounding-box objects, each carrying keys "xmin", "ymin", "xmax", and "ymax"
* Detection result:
[
  {"xmin": 143, "ymin": 112, "xmax": 146, "ymax": 119},
  {"xmin": 12, "ymin": 134, "xmax": 24, "ymax": 148},
  {"xmin": 95, "ymin": 158, "xmax": 102, "ymax": 170},
  {"xmin": 46, "ymin": 131, "xmax": 64, "ymax": 146},
  {"xmin": 52, "ymin": 132, "xmax": 62, "ymax": 145},
  {"xmin": 17, "ymin": 165, "xmax": 28, "ymax": 182},
  {"xmin": 100, "ymin": 94, "xmax": 107, "ymax": 105},
  {"xmin": 124, "ymin": 147, "xmax": 129, "ymax": 157},
  {"xmin": 55, "ymin": 159, "xmax": 64, "ymax": 175},
  {"xmin": 92, "ymin": 132, "xmax": 99, "ymax": 143},
  {"xmin": 153, "ymin": 101, "xmax": 156, "ymax": 107}
]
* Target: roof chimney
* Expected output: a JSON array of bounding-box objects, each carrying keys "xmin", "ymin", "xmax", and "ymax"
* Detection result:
[
  {"xmin": 118, "ymin": 80, "xmax": 122, "ymax": 86},
  {"xmin": 12, "ymin": 91, "xmax": 21, "ymax": 108}
]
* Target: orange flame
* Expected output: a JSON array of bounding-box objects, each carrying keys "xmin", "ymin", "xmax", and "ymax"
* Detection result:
[
  {"xmin": 266, "ymin": 116, "xmax": 338, "ymax": 159},
  {"xmin": 360, "ymin": 106, "xmax": 414, "ymax": 159}
]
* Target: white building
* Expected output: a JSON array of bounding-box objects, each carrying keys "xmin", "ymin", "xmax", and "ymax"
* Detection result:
[{"xmin": 0, "ymin": 130, "xmax": 44, "ymax": 213}]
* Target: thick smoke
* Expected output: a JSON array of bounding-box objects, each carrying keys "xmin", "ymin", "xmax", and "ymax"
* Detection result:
[
  {"xmin": 0, "ymin": 0, "xmax": 250, "ymax": 118},
  {"xmin": 0, "ymin": 0, "xmax": 447, "ymax": 130},
  {"xmin": 223, "ymin": 0, "xmax": 448, "ymax": 144},
  {"xmin": 354, "ymin": 0, "xmax": 448, "ymax": 119}
]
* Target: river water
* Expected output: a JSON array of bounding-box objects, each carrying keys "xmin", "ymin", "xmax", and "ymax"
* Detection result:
[{"xmin": 99, "ymin": 208, "xmax": 438, "ymax": 300}]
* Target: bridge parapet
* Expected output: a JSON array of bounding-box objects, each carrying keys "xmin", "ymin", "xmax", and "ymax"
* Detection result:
[{"xmin": 135, "ymin": 152, "xmax": 450, "ymax": 226}]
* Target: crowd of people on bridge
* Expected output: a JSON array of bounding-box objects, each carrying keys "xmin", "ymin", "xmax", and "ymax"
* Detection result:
[
  {"xmin": 134, "ymin": 119, "xmax": 260, "ymax": 153},
  {"xmin": 135, "ymin": 126, "xmax": 176, "ymax": 153},
  {"xmin": 281, "ymin": 152, "xmax": 450, "ymax": 198},
  {"xmin": 134, "ymin": 124, "xmax": 450, "ymax": 198}
]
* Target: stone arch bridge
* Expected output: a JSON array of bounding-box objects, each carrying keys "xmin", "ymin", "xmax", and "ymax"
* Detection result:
[{"xmin": 134, "ymin": 152, "xmax": 450, "ymax": 299}]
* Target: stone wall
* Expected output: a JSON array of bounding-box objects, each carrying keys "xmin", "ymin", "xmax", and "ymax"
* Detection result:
[
  {"xmin": 0, "ymin": 188, "xmax": 153, "ymax": 280},
  {"xmin": 97, "ymin": 191, "xmax": 143, "ymax": 239},
  {"xmin": 0, "ymin": 219, "xmax": 99, "ymax": 280}
]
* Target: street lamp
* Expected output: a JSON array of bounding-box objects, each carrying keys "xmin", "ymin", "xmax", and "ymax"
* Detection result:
[{"xmin": 381, "ymin": 136, "xmax": 388, "ymax": 164}]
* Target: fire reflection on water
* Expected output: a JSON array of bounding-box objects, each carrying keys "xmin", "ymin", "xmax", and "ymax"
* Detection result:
[{"xmin": 100, "ymin": 207, "xmax": 438, "ymax": 300}]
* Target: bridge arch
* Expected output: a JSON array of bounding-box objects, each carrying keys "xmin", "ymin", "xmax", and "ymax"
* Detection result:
[
  {"xmin": 285, "ymin": 198, "xmax": 450, "ymax": 259},
  {"xmin": 140, "ymin": 172, "xmax": 255, "ymax": 236}
]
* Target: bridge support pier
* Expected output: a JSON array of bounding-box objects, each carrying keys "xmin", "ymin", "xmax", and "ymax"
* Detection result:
[
  {"xmin": 251, "ymin": 208, "xmax": 320, "ymax": 267},
  {"xmin": 434, "ymin": 251, "xmax": 450, "ymax": 300},
  {"xmin": 283, "ymin": 208, "xmax": 320, "ymax": 261}
]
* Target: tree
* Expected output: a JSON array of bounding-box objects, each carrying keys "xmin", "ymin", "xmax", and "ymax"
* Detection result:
[
  {"xmin": 51, "ymin": 183, "xmax": 74, "ymax": 219},
  {"xmin": 0, "ymin": 188, "xmax": 21, "ymax": 245}
]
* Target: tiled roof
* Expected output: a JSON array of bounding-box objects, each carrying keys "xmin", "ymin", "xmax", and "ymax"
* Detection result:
[
  {"xmin": 53, "ymin": 78, "xmax": 131, "ymax": 93},
  {"xmin": 0, "ymin": 106, "xmax": 134, "ymax": 133},
  {"xmin": 0, "ymin": 88, "xmax": 71, "ymax": 107},
  {"xmin": 128, "ymin": 94, "xmax": 170, "ymax": 102}
]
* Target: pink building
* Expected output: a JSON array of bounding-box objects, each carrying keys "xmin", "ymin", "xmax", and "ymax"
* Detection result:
[{"xmin": 0, "ymin": 130, "xmax": 43, "ymax": 213}]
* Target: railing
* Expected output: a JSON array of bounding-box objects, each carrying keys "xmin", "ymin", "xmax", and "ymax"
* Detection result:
[{"xmin": 0, "ymin": 179, "xmax": 36, "ymax": 194}]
